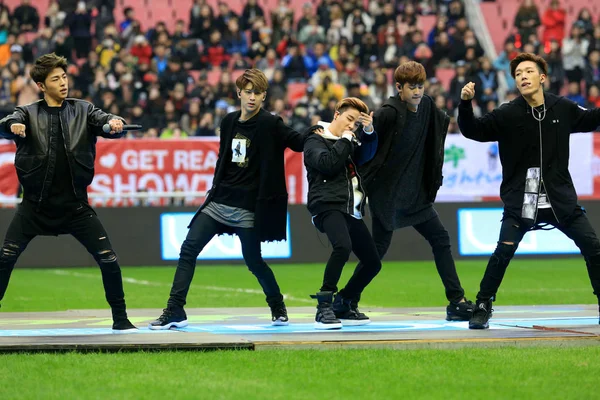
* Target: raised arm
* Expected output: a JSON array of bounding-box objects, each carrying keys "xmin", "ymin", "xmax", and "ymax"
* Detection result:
[
  {"xmin": 304, "ymin": 133, "xmax": 353, "ymax": 176},
  {"xmin": 353, "ymin": 111, "xmax": 378, "ymax": 166},
  {"xmin": 457, "ymin": 82, "xmax": 502, "ymax": 142}
]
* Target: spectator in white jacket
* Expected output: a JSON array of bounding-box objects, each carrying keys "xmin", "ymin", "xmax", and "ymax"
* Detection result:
[{"xmin": 562, "ymin": 22, "xmax": 590, "ymax": 83}]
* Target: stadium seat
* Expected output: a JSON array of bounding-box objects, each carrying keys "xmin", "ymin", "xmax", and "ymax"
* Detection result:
[
  {"xmin": 115, "ymin": 0, "xmax": 193, "ymax": 33},
  {"xmin": 231, "ymin": 69, "xmax": 246, "ymax": 82},
  {"xmin": 419, "ymin": 15, "xmax": 437, "ymax": 38},
  {"xmin": 480, "ymin": 1, "xmax": 520, "ymax": 53},
  {"xmin": 206, "ymin": 69, "xmax": 222, "ymax": 86},
  {"xmin": 435, "ymin": 68, "xmax": 455, "ymax": 92},
  {"xmin": 480, "ymin": 0, "xmax": 600, "ymax": 53},
  {"xmin": 188, "ymin": 69, "xmax": 202, "ymax": 82},
  {"xmin": 286, "ymin": 82, "xmax": 308, "ymax": 107},
  {"xmin": 22, "ymin": 31, "xmax": 37, "ymax": 43}
]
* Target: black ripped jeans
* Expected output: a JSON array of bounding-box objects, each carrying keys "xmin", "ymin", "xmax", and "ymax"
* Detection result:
[
  {"xmin": 0, "ymin": 201, "xmax": 128, "ymax": 320},
  {"xmin": 477, "ymin": 208, "xmax": 600, "ymax": 303}
]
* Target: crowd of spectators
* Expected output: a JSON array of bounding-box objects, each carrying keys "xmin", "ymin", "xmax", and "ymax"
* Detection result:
[
  {"xmin": 499, "ymin": 0, "xmax": 600, "ymax": 109},
  {"xmin": 4, "ymin": 0, "xmax": 594, "ymax": 139}
]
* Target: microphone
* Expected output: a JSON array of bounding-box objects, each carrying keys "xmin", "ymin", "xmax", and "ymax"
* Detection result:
[{"xmin": 102, "ymin": 124, "xmax": 142, "ymax": 133}]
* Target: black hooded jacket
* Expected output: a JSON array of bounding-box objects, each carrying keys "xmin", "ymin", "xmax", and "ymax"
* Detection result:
[{"xmin": 458, "ymin": 92, "xmax": 600, "ymax": 225}]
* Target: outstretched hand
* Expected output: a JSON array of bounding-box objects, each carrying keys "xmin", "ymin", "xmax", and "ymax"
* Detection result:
[
  {"xmin": 10, "ymin": 123, "xmax": 26, "ymax": 138},
  {"xmin": 107, "ymin": 119, "xmax": 124, "ymax": 134}
]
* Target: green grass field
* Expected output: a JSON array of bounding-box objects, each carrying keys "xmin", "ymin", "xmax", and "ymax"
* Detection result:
[
  {"xmin": 1, "ymin": 259, "xmax": 599, "ymax": 399},
  {"xmin": 2, "ymin": 347, "xmax": 599, "ymax": 400},
  {"xmin": 3, "ymin": 259, "xmax": 598, "ymax": 311}
]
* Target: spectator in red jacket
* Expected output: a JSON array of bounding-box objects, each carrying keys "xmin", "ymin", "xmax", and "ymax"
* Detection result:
[
  {"xmin": 541, "ymin": 0, "xmax": 566, "ymax": 48},
  {"xmin": 130, "ymin": 35, "xmax": 152, "ymax": 66},
  {"xmin": 202, "ymin": 30, "xmax": 230, "ymax": 69}
]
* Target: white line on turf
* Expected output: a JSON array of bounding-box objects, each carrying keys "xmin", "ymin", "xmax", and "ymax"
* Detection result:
[{"xmin": 49, "ymin": 269, "xmax": 315, "ymax": 304}]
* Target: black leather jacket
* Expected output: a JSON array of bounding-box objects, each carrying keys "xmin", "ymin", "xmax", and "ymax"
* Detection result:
[{"xmin": 0, "ymin": 98, "xmax": 125, "ymax": 204}]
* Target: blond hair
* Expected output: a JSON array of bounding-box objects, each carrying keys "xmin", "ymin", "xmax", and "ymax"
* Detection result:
[
  {"xmin": 235, "ymin": 68, "xmax": 268, "ymax": 93},
  {"xmin": 335, "ymin": 97, "xmax": 369, "ymax": 115}
]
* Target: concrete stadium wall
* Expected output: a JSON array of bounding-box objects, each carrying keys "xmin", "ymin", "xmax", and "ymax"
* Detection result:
[{"xmin": 1, "ymin": 202, "xmax": 598, "ymax": 268}]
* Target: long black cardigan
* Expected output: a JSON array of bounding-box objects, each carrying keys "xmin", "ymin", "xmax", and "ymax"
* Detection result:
[{"xmin": 189, "ymin": 109, "xmax": 306, "ymax": 242}]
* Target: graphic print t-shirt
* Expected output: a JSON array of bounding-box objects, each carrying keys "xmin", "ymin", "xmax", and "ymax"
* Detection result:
[{"xmin": 211, "ymin": 114, "xmax": 260, "ymax": 211}]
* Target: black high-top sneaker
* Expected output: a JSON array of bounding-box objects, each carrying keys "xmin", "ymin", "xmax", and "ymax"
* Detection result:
[
  {"xmin": 446, "ymin": 298, "xmax": 475, "ymax": 321},
  {"xmin": 310, "ymin": 291, "xmax": 342, "ymax": 330},
  {"xmin": 469, "ymin": 299, "xmax": 493, "ymax": 329},
  {"xmin": 112, "ymin": 318, "xmax": 138, "ymax": 334},
  {"xmin": 110, "ymin": 306, "xmax": 137, "ymax": 333},
  {"xmin": 333, "ymin": 294, "xmax": 370, "ymax": 326},
  {"xmin": 148, "ymin": 308, "xmax": 188, "ymax": 330},
  {"xmin": 270, "ymin": 301, "xmax": 289, "ymax": 326},
  {"xmin": 350, "ymin": 300, "xmax": 370, "ymax": 320}
]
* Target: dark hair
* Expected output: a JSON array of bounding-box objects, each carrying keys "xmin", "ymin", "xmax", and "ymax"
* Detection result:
[
  {"xmin": 516, "ymin": 1, "xmax": 538, "ymax": 17},
  {"xmin": 394, "ymin": 61, "xmax": 427, "ymax": 85},
  {"xmin": 509, "ymin": 52, "xmax": 548, "ymax": 78},
  {"xmin": 30, "ymin": 52, "xmax": 68, "ymax": 83}
]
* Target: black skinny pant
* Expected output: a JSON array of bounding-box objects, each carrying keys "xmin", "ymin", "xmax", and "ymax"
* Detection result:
[
  {"xmin": 357, "ymin": 213, "xmax": 466, "ymax": 303},
  {"xmin": 167, "ymin": 212, "xmax": 284, "ymax": 309},
  {"xmin": 314, "ymin": 210, "xmax": 382, "ymax": 301}
]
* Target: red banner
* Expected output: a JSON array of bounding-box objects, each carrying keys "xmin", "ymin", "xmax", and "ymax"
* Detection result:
[
  {"xmin": 0, "ymin": 138, "xmax": 307, "ymax": 206},
  {"xmin": 0, "ymin": 140, "xmax": 17, "ymax": 205},
  {"xmin": 588, "ymin": 134, "xmax": 600, "ymax": 200}
]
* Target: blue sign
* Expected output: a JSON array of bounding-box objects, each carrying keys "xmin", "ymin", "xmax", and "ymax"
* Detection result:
[
  {"xmin": 160, "ymin": 213, "xmax": 292, "ymax": 260},
  {"xmin": 457, "ymin": 208, "xmax": 580, "ymax": 256}
]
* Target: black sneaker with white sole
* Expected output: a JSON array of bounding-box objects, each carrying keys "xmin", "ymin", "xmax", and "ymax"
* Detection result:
[
  {"xmin": 310, "ymin": 291, "xmax": 342, "ymax": 330},
  {"xmin": 148, "ymin": 308, "xmax": 188, "ymax": 330},
  {"xmin": 469, "ymin": 299, "xmax": 493, "ymax": 329},
  {"xmin": 333, "ymin": 294, "xmax": 370, "ymax": 326},
  {"xmin": 270, "ymin": 302, "xmax": 289, "ymax": 326},
  {"xmin": 446, "ymin": 298, "xmax": 475, "ymax": 321},
  {"xmin": 112, "ymin": 318, "xmax": 138, "ymax": 333},
  {"xmin": 350, "ymin": 301, "xmax": 370, "ymax": 320}
]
